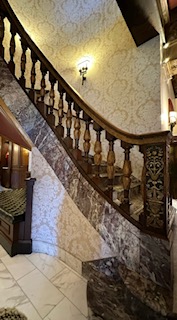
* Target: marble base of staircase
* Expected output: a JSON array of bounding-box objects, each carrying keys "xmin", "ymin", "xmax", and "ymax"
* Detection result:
[{"xmin": 83, "ymin": 257, "xmax": 175, "ymax": 320}]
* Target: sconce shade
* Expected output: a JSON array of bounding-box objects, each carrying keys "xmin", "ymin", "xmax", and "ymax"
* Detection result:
[{"xmin": 169, "ymin": 111, "xmax": 177, "ymax": 124}]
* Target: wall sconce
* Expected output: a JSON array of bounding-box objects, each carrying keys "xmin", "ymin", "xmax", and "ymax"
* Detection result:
[
  {"xmin": 78, "ymin": 59, "xmax": 90, "ymax": 85},
  {"xmin": 169, "ymin": 111, "xmax": 177, "ymax": 133}
]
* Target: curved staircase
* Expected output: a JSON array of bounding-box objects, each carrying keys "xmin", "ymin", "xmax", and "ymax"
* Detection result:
[{"xmin": 0, "ymin": 1, "xmax": 176, "ymax": 318}]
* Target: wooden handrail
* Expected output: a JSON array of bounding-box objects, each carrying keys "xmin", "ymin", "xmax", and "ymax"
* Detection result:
[{"xmin": 0, "ymin": 0, "xmax": 172, "ymax": 145}]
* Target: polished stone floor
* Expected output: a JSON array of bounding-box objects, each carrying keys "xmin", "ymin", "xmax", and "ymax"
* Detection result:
[{"xmin": 0, "ymin": 246, "xmax": 88, "ymax": 320}]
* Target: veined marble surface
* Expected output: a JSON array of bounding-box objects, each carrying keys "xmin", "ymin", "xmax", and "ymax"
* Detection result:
[
  {"xmin": 83, "ymin": 257, "xmax": 174, "ymax": 320},
  {"xmin": 0, "ymin": 245, "xmax": 88, "ymax": 320},
  {"xmin": 0, "ymin": 57, "xmax": 171, "ymax": 290}
]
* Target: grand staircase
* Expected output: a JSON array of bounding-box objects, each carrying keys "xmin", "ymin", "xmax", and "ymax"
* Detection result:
[{"xmin": 0, "ymin": 0, "xmax": 176, "ymax": 318}]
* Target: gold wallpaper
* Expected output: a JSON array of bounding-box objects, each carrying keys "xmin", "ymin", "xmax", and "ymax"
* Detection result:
[{"xmin": 8, "ymin": 0, "xmax": 161, "ymax": 134}]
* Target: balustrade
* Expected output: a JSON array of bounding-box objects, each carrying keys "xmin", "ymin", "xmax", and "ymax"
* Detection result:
[{"xmin": 0, "ymin": 0, "xmax": 173, "ymax": 237}]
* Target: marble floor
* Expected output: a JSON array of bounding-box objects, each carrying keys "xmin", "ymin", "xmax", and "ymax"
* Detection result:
[{"xmin": 0, "ymin": 245, "xmax": 88, "ymax": 320}]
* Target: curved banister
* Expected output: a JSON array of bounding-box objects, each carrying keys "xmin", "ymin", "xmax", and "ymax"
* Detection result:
[{"xmin": 0, "ymin": 0, "xmax": 172, "ymax": 145}]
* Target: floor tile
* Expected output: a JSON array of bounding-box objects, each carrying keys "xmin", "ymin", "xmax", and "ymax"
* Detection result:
[
  {"xmin": 44, "ymin": 297, "xmax": 87, "ymax": 320},
  {"xmin": 1, "ymin": 254, "xmax": 35, "ymax": 280},
  {"xmin": 26, "ymin": 253, "xmax": 65, "ymax": 279},
  {"xmin": 17, "ymin": 269, "xmax": 64, "ymax": 318},
  {"xmin": 51, "ymin": 268, "xmax": 88, "ymax": 317},
  {"xmin": 17, "ymin": 301, "xmax": 42, "ymax": 320},
  {"xmin": 0, "ymin": 261, "xmax": 28, "ymax": 308},
  {"xmin": 0, "ymin": 245, "xmax": 8, "ymax": 259}
]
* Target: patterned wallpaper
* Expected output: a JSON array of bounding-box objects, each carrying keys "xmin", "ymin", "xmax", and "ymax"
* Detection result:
[
  {"xmin": 8, "ymin": 0, "xmax": 161, "ymax": 134},
  {"xmin": 31, "ymin": 147, "xmax": 114, "ymax": 263}
]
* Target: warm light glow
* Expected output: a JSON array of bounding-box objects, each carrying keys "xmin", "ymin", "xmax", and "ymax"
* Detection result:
[
  {"xmin": 163, "ymin": 43, "xmax": 169, "ymax": 49},
  {"xmin": 163, "ymin": 57, "xmax": 170, "ymax": 64},
  {"xmin": 77, "ymin": 56, "xmax": 93, "ymax": 70},
  {"xmin": 169, "ymin": 111, "xmax": 177, "ymax": 124},
  {"xmin": 161, "ymin": 113, "xmax": 167, "ymax": 125},
  {"xmin": 13, "ymin": 143, "xmax": 19, "ymax": 153}
]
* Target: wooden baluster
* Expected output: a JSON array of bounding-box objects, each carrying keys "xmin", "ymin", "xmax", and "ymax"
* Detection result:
[
  {"xmin": 64, "ymin": 93, "xmax": 73, "ymax": 149},
  {"xmin": 72, "ymin": 103, "xmax": 82, "ymax": 160},
  {"xmin": 8, "ymin": 25, "xmax": 16, "ymax": 74},
  {"xmin": 121, "ymin": 141, "xmax": 133, "ymax": 211},
  {"xmin": 19, "ymin": 39, "xmax": 27, "ymax": 89},
  {"xmin": 37, "ymin": 63, "xmax": 47, "ymax": 117},
  {"xmin": 93, "ymin": 122, "xmax": 103, "ymax": 182},
  {"xmin": 56, "ymin": 83, "xmax": 65, "ymax": 137},
  {"xmin": 80, "ymin": 112, "xmax": 92, "ymax": 173},
  {"xmin": 83, "ymin": 116, "xmax": 91, "ymax": 159},
  {"xmin": 105, "ymin": 132, "xmax": 116, "ymax": 199},
  {"xmin": 47, "ymin": 73, "xmax": 56, "ymax": 126},
  {"xmin": 29, "ymin": 51, "xmax": 37, "ymax": 102},
  {"xmin": 0, "ymin": 12, "xmax": 5, "ymax": 58}
]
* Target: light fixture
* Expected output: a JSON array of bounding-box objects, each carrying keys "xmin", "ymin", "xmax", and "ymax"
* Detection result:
[
  {"xmin": 163, "ymin": 57, "xmax": 170, "ymax": 64},
  {"xmin": 78, "ymin": 59, "xmax": 90, "ymax": 85},
  {"xmin": 163, "ymin": 43, "xmax": 169, "ymax": 49},
  {"xmin": 169, "ymin": 111, "xmax": 177, "ymax": 133}
]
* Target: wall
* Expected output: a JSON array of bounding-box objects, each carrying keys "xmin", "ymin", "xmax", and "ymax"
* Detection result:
[
  {"xmin": 7, "ymin": 0, "xmax": 161, "ymax": 134},
  {"xmin": 31, "ymin": 146, "xmax": 113, "ymax": 273}
]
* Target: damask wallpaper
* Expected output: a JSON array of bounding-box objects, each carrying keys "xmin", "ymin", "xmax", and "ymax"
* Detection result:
[
  {"xmin": 31, "ymin": 147, "xmax": 114, "ymax": 265},
  {"xmin": 8, "ymin": 0, "xmax": 161, "ymax": 134}
]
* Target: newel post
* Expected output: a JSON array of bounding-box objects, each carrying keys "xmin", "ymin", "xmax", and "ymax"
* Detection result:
[{"xmin": 139, "ymin": 136, "xmax": 171, "ymax": 236}]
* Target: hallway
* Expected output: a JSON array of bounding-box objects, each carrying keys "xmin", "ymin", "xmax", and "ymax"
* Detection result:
[{"xmin": 0, "ymin": 245, "xmax": 88, "ymax": 320}]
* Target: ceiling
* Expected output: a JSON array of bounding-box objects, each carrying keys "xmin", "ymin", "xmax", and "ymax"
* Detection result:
[{"xmin": 116, "ymin": 0, "xmax": 177, "ymax": 97}]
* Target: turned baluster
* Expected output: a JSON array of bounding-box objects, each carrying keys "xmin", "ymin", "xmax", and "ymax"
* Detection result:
[
  {"xmin": 0, "ymin": 12, "xmax": 5, "ymax": 58},
  {"xmin": 93, "ymin": 122, "xmax": 103, "ymax": 181},
  {"xmin": 105, "ymin": 132, "xmax": 116, "ymax": 199},
  {"xmin": 8, "ymin": 25, "xmax": 16, "ymax": 74},
  {"xmin": 73, "ymin": 103, "xmax": 82, "ymax": 160},
  {"xmin": 37, "ymin": 63, "xmax": 47, "ymax": 116},
  {"xmin": 47, "ymin": 73, "xmax": 56, "ymax": 126},
  {"xmin": 121, "ymin": 141, "xmax": 132, "ymax": 210},
  {"xmin": 80, "ymin": 112, "xmax": 92, "ymax": 173},
  {"xmin": 29, "ymin": 51, "xmax": 37, "ymax": 102},
  {"xmin": 19, "ymin": 39, "xmax": 27, "ymax": 89},
  {"xmin": 64, "ymin": 93, "xmax": 73, "ymax": 149},
  {"xmin": 56, "ymin": 83, "xmax": 65, "ymax": 137}
]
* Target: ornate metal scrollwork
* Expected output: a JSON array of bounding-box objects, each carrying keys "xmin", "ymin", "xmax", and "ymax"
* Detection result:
[{"xmin": 145, "ymin": 145, "xmax": 165, "ymax": 229}]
